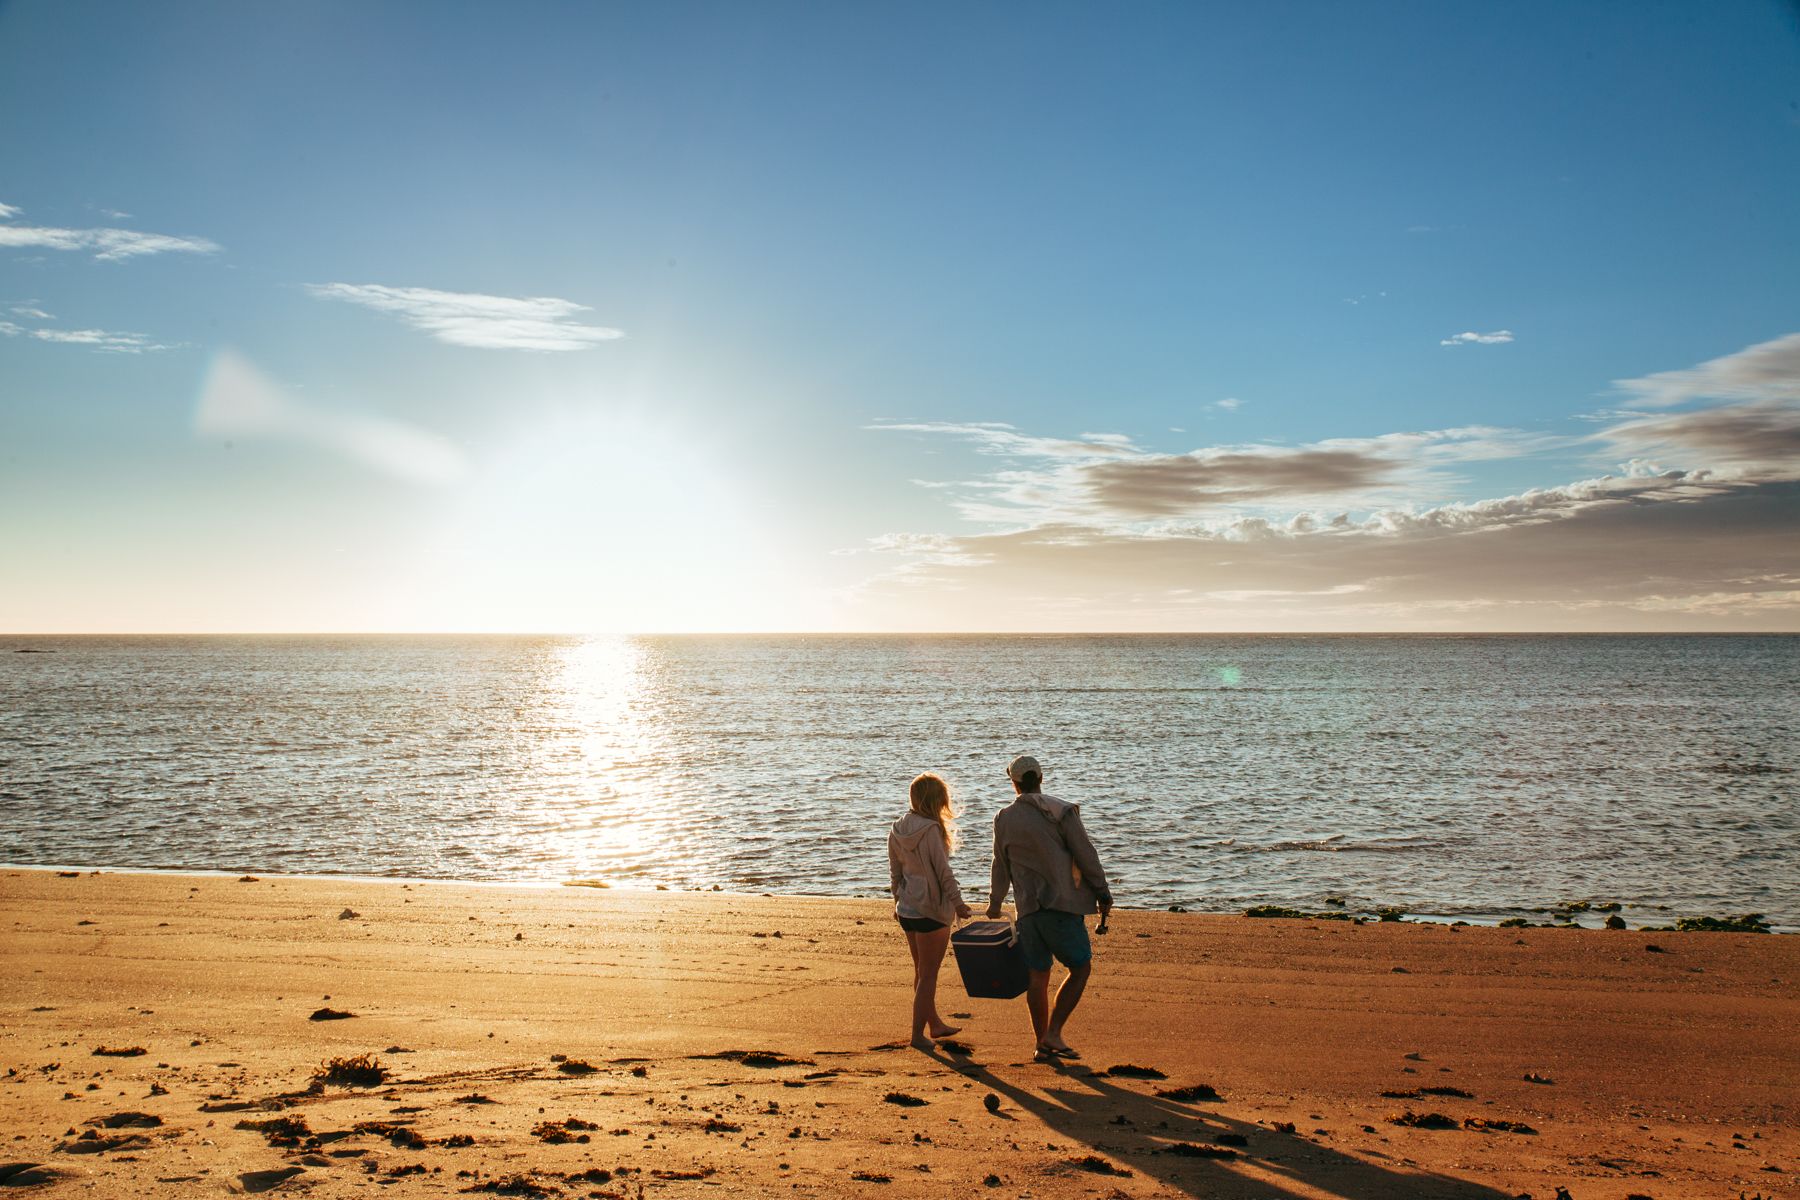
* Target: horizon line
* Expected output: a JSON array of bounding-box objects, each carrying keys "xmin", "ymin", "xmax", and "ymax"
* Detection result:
[{"xmin": 6, "ymin": 629, "xmax": 1799, "ymax": 638}]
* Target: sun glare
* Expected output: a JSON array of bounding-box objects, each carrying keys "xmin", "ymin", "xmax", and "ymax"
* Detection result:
[{"xmin": 425, "ymin": 411, "xmax": 809, "ymax": 632}]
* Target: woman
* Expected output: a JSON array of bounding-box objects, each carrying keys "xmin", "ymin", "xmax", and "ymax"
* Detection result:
[{"xmin": 888, "ymin": 772, "xmax": 973, "ymax": 1048}]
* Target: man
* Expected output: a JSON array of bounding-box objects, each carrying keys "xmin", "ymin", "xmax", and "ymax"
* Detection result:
[{"xmin": 985, "ymin": 753, "xmax": 1112, "ymax": 1061}]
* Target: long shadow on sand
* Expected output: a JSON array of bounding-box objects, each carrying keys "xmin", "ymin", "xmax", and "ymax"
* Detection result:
[{"xmin": 925, "ymin": 1047, "xmax": 1518, "ymax": 1200}]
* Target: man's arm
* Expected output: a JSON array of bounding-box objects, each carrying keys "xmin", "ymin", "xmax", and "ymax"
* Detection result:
[
  {"xmin": 1064, "ymin": 810, "xmax": 1112, "ymax": 912},
  {"xmin": 986, "ymin": 827, "xmax": 1010, "ymax": 918}
]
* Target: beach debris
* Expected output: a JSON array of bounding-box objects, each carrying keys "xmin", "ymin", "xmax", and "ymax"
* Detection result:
[
  {"xmin": 1155, "ymin": 1083, "xmax": 1221, "ymax": 1102},
  {"xmin": 460, "ymin": 1176, "xmax": 560, "ymax": 1197},
  {"xmin": 235, "ymin": 1167, "xmax": 305, "ymax": 1193},
  {"xmin": 1645, "ymin": 944, "xmax": 1666, "ymax": 953},
  {"xmin": 55, "ymin": 871, "xmax": 80, "ymax": 877},
  {"xmin": 1420, "ymin": 1086, "xmax": 1473, "ymax": 1098},
  {"xmin": 1166, "ymin": 1142, "xmax": 1236, "ymax": 1159},
  {"xmin": 1269, "ymin": 1120, "xmax": 1296, "ymax": 1133},
  {"xmin": 337, "ymin": 908, "xmax": 360, "ymax": 920},
  {"xmin": 1215, "ymin": 1132, "xmax": 1249, "ymax": 1146},
  {"xmin": 652, "ymin": 1168, "xmax": 715, "ymax": 1180},
  {"xmin": 453, "ymin": 1093, "xmax": 496, "ymax": 1104},
  {"xmin": 354, "ymin": 1120, "xmax": 427, "ymax": 1149},
  {"xmin": 238, "ymin": 876, "xmax": 259, "ymax": 883},
  {"xmin": 695, "ymin": 1049, "xmax": 812, "ymax": 1068},
  {"xmin": 312, "ymin": 1053, "xmax": 388, "ymax": 1088},
  {"xmin": 1387, "ymin": 1110, "xmax": 1459, "ymax": 1129},
  {"xmin": 1069, "ymin": 1155, "xmax": 1131, "ymax": 1176},
  {"xmin": 1464, "ymin": 1117, "xmax": 1537, "ymax": 1134},
  {"xmin": 55, "ymin": 1130, "xmax": 153, "ymax": 1155},
  {"xmin": 1244, "ymin": 904, "xmax": 1355, "ymax": 921},
  {"xmin": 936, "ymin": 1039, "xmax": 974, "ymax": 1056},
  {"xmin": 983, "ymin": 1093, "xmax": 1001, "ymax": 1113},
  {"xmin": 529, "ymin": 1118, "xmax": 597, "ymax": 1144},
  {"xmin": 1375, "ymin": 907, "xmax": 1407, "ymax": 922},
  {"xmin": 553, "ymin": 1058, "xmax": 598, "ymax": 1074},
  {"xmin": 851, "ymin": 1171, "xmax": 893, "ymax": 1182},
  {"xmin": 236, "ymin": 1116, "xmax": 312, "ymax": 1147},
  {"xmin": 92, "ymin": 1045, "xmax": 147, "ymax": 1057},
  {"xmin": 86, "ymin": 1111, "xmax": 162, "ymax": 1128},
  {"xmin": 1523, "ymin": 1073, "xmax": 1555, "ymax": 1085},
  {"xmin": 562, "ymin": 879, "xmax": 609, "ymax": 889},
  {"xmin": 1103, "ymin": 1064, "xmax": 1167, "ymax": 1079},
  {"xmin": 702, "ymin": 1118, "xmax": 742, "ymax": 1133},
  {"xmin": 883, "ymin": 1092, "xmax": 928, "ymax": 1107},
  {"xmin": 983, "ymin": 1174, "xmax": 1003, "ymax": 1187},
  {"xmin": 308, "ymin": 1007, "xmax": 356, "ymax": 1021},
  {"xmin": 1391, "ymin": 966, "xmax": 1410, "ymax": 973},
  {"xmin": 0, "ymin": 1164, "xmax": 60, "ymax": 1187}
]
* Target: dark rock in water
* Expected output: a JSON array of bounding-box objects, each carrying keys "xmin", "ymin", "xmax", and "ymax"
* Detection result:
[
  {"xmin": 1604, "ymin": 915, "xmax": 1627, "ymax": 930},
  {"xmin": 1674, "ymin": 913, "xmax": 1770, "ymax": 933}
]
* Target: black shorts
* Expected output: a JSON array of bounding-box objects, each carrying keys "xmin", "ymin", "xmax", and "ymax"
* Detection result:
[{"xmin": 896, "ymin": 915, "xmax": 946, "ymax": 933}]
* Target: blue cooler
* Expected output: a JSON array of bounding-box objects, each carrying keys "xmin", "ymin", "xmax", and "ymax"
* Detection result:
[{"xmin": 951, "ymin": 920, "xmax": 1029, "ymax": 999}]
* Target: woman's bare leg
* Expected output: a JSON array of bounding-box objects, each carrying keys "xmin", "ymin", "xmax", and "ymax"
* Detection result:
[{"xmin": 912, "ymin": 926, "xmax": 961, "ymax": 1041}]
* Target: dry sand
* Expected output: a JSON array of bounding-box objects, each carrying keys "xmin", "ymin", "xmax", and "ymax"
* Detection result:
[{"xmin": 2, "ymin": 868, "xmax": 1795, "ymax": 1198}]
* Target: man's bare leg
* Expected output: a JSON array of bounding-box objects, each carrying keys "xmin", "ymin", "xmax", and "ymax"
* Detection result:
[
  {"xmin": 1041, "ymin": 962, "xmax": 1091, "ymax": 1053},
  {"xmin": 1027, "ymin": 968, "xmax": 1053, "ymax": 1050}
]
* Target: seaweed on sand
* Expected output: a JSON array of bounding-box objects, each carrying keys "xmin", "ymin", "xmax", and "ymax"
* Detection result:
[{"xmin": 313, "ymin": 1053, "xmax": 388, "ymax": 1088}]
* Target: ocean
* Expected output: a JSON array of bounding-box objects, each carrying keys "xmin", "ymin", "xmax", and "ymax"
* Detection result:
[{"xmin": 2, "ymin": 634, "xmax": 1796, "ymax": 928}]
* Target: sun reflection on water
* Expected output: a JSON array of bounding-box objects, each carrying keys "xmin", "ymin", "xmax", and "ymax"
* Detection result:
[{"xmin": 512, "ymin": 636, "xmax": 679, "ymax": 881}]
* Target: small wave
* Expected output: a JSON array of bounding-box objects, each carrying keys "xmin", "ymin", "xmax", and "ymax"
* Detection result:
[{"xmin": 1235, "ymin": 835, "xmax": 1445, "ymax": 854}]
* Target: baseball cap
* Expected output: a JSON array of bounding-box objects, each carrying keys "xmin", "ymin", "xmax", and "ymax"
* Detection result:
[{"xmin": 1006, "ymin": 754, "xmax": 1043, "ymax": 782}]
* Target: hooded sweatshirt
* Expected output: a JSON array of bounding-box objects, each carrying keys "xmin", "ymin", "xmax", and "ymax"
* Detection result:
[
  {"xmin": 989, "ymin": 792, "xmax": 1111, "ymax": 918},
  {"xmin": 888, "ymin": 812, "xmax": 965, "ymax": 928}
]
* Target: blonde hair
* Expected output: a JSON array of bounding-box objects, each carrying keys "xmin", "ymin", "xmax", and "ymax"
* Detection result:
[{"xmin": 908, "ymin": 772, "xmax": 959, "ymax": 853}]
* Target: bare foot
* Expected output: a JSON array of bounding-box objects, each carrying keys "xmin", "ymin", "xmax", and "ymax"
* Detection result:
[
  {"xmin": 927, "ymin": 1023, "xmax": 962, "ymax": 1039},
  {"xmin": 910, "ymin": 1034, "xmax": 937, "ymax": 1051}
]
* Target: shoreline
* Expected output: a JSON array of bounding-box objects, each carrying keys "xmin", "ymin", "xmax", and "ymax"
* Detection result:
[
  {"xmin": 4, "ymin": 866, "xmax": 1796, "ymax": 1197},
  {"xmin": 6, "ymin": 860, "xmax": 1790, "ymax": 933}
]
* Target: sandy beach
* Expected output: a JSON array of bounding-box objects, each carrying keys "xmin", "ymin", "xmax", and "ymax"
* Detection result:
[{"xmin": 2, "ymin": 869, "xmax": 1794, "ymax": 1198}]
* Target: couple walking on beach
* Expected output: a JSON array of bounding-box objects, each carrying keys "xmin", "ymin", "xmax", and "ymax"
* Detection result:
[{"xmin": 887, "ymin": 754, "xmax": 1112, "ymax": 1061}]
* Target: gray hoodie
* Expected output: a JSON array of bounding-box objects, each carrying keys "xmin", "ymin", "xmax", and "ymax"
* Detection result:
[
  {"xmin": 887, "ymin": 812, "xmax": 965, "ymax": 927},
  {"xmin": 989, "ymin": 792, "xmax": 1112, "ymax": 918}
]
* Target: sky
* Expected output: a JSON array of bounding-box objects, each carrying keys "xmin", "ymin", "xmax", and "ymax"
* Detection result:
[{"xmin": 2, "ymin": 0, "xmax": 1798, "ymax": 633}]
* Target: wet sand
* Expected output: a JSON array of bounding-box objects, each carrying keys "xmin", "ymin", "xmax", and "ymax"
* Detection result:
[{"xmin": 2, "ymin": 868, "xmax": 1795, "ymax": 1198}]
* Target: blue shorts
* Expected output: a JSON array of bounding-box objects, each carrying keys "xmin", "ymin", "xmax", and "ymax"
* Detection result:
[{"xmin": 1017, "ymin": 909, "xmax": 1091, "ymax": 973}]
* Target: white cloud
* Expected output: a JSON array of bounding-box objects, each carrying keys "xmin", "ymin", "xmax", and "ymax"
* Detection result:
[
  {"xmin": 0, "ymin": 320, "xmax": 173, "ymax": 353},
  {"xmin": 852, "ymin": 333, "xmax": 1800, "ymax": 628},
  {"xmin": 10, "ymin": 305, "xmax": 52, "ymax": 319},
  {"xmin": 875, "ymin": 419, "xmax": 1553, "ymax": 524},
  {"xmin": 1440, "ymin": 330, "xmax": 1514, "ymax": 346},
  {"xmin": 1210, "ymin": 397, "xmax": 1243, "ymax": 411},
  {"xmin": 1615, "ymin": 331, "xmax": 1800, "ymax": 408},
  {"xmin": 195, "ymin": 349, "xmax": 469, "ymax": 485},
  {"xmin": 0, "ymin": 203, "xmax": 220, "ymax": 261},
  {"xmin": 307, "ymin": 283, "xmax": 624, "ymax": 351}
]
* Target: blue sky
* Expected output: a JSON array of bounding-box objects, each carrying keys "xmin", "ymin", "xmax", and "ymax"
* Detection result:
[{"xmin": 3, "ymin": 1, "xmax": 1798, "ymax": 631}]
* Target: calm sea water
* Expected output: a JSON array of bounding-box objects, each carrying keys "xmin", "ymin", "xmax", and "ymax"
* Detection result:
[{"xmin": 2, "ymin": 635, "xmax": 1796, "ymax": 928}]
